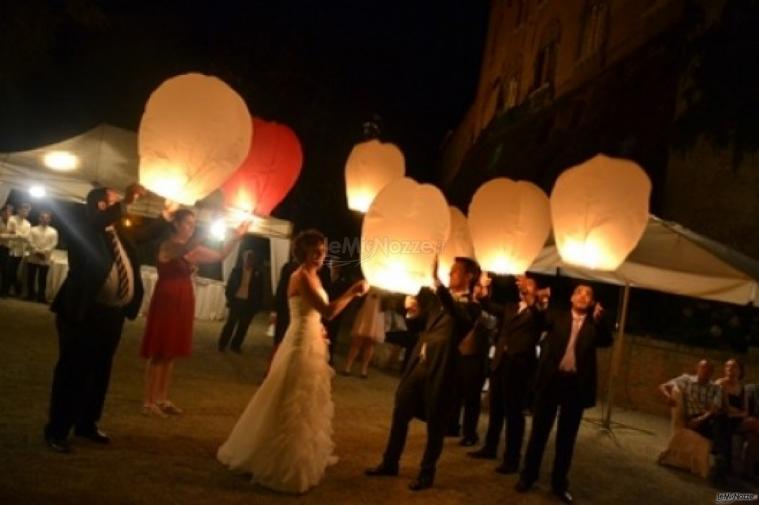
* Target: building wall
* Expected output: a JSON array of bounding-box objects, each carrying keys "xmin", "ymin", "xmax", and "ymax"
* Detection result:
[
  {"xmin": 442, "ymin": 0, "xmax": 685, "ymax": 185},
  {"xmin": 598, "ymin": 334, "xmax": 759, "ymax": 419},
  {"xmin": 665, "ymin": 144, "xmax": 759, "ymax": 259}
]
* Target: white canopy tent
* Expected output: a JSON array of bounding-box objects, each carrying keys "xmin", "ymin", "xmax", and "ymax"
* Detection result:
[
  {"xmin": 528, "ymin": 215, "xmax": 759, "ymax": 429},
  {"xmin": 0, "ymin": 124, "xmax": 293, "ymax": 289}
]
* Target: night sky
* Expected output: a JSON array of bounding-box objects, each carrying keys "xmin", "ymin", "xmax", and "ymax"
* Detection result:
[{"xmin": 0, "ymin": 0, "xmax": 489, "ymax": 238}]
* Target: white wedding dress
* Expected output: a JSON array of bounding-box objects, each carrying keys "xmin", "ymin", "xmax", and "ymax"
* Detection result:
[{"xmin": 217, "ymin": 289, "xmax": 337, "ymax": 494}]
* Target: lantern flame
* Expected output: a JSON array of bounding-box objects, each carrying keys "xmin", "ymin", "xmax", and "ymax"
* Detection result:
[{"xmin": 349, "ymin": 190, "xmax": 376, "ymax": 214}]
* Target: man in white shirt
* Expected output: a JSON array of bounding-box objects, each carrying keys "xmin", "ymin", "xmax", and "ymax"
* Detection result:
[
  {"xmin": 26, "ymin": 211, "xmax": 59, "ymax": 303},
  {"xmin": 3, "ymin": 203, "xmax": 31, "ymax": 297},
  {"xmin": 516, "ymin": 283, "xmax": 612, "ymax": 504},
  {"xmin": 0, "ymin": 204, "xmax": 13, "ymax": 298}
]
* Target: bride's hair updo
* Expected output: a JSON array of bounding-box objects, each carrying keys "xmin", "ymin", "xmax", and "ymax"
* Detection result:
[{"xmin": 293, "ymin": 229, "xmax": 326, "ymax": 263}]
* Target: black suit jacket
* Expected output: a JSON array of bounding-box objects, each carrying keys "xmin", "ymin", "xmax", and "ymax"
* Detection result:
[
  {"xmin": 402, "ymin": 286, "xmax": 481, "ymax": 421},
  {"xmin": 534, "ymin": 309, "xmax": 613, "ymax": 409},
  {"xmin": 225, "ymin": 265, "xmax": 265, "ymax": 312},
  {"xmin": 51, "ymin": 203, "xmax": 170, "ymax": 323},
  {"xmin": 484, "ymin": 300, "xmax": 546, "ymax": 371},
  {"xmin": 273, "ymin": 261, "xmax": 299, "ymax": 342}
]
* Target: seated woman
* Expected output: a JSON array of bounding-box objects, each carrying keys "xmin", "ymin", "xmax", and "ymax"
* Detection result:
[
  {"xmin": 717, "ymin": 359, "xmax": 748, "ymax": 469},
  {"xmin": 716, "ymin": 358, "xmax": 759, "ymax": 476}
]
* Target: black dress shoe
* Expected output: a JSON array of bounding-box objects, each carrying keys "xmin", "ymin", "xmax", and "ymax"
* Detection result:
[
  {"xmin": 408, "ymin": 472, "xmax": 434, "ymax": 491},
  {"xmin": 74, "ymin": 428, "xmax": 110, "ymax": 444},
  {"xmin": 44, "ymin": 433, "xmax": 72, "ymax": 453},
  {"xmin": 552, "ymin": 489, "xmax": 573, "ymax": 504},
  {"xmin": 514, "ymin": 479, "xmax": 533, "ymax": 493},
  {"xmin": 459, "ymin": 435, "xmax": 479, "ymax": 447},
  {"xmin": 231, "ymin": 347, "xmax": 242, "ymax": 354},
  {"xmin": 468, "ymin": 447, "xmax": 497, "ymax": 459},
  {"xmin": 495, "ymin": 463, "xmax": 519, "ymax": 474},
  {"xmin": 365, "ymin": 463, "xmax": 399, "ymax": 477}
]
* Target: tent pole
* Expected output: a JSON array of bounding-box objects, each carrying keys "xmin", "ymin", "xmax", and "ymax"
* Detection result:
[{"xmin": 602, "ymin": 283, "xmax": 631, "ymax": 431}]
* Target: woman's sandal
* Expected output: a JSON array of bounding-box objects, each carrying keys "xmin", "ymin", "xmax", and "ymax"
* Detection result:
[
  {"xmin": 142, "ymin": 403, "xmax": 168, "ymax": 418},
  {"xmin": 158, "ymin": 401, "xmax": 183, "ymax": 415}
]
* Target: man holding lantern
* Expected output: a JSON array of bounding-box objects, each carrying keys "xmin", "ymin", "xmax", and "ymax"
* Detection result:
[
  {"xmin": 516, "ymin": 283, "xmax": 612, "ymax": 504},
  {"xmin": 365, "ymin": 256, "xmax": 481, "ymax": 491},
  {"xmin": 44, "ymin": 184, "xmax": 173, "ymax": 453},
  {"xmin": 470, "ymin": 275, "xmax": 550, "ymax": 476}
]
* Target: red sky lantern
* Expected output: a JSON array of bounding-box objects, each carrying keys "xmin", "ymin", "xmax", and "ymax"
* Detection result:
[{"xmin": 221, "ymin": 117, "xmax": 303, "ymax": 216}]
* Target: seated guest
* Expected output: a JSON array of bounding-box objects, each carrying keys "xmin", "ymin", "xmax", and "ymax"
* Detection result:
[
  {"xmin": 715, "ymin": 358, "xmax": 759, "ymax": 475},
  {"xmin": 659, "ymin": 359, "xmax": 730, "ymax": 485},
  {"xmin": 716, "ymin": 358, "xmax": 748, "ymax": 426},
  {"xmin": 742, "ymin": 384, "xmax": 759, "ymax": 476}
]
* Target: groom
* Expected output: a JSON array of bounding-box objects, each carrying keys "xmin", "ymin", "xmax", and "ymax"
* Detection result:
[{"xmin": 366, "ymin": 257, "xmax": 481, "ymax": 490}]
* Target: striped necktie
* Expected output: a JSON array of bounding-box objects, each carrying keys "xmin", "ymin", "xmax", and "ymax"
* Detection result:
[{"xmin": 106, "ymin": 228, "xmax": 130, "ymax": 301}]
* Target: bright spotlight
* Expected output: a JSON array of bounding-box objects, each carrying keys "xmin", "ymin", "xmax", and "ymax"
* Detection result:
[
  {"xmin": 29, "ymin": 185, "xmax": 46, "ymax": 198},
  {"xmin": 210, "ymin": 219, "xmax": 227, "ymax": 240},
  {"xmin": 43, "ymin": 151, "xmax": 79, "ymax": 171}
]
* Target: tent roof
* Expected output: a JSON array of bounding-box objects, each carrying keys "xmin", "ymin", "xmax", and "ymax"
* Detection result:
[
  {"xmin": 0, "ymin": 124, "xmax": 293, "ymax": 238},
  {"xmin": 529, "ymin": 216, "xmax": 759, "ymax": 305},
  {"xmin": 0, "ymin": 124, "xmax": 137, "ymax": 201}
]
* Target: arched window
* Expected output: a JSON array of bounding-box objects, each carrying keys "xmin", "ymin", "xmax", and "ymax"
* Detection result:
[
  {"xmin": 533, "ymin": 19, "xmax": 561, "ymax": 91},
  {"xmin": 578, "ymin": 0, "xmax": 608, "ymax": 60},
  {"xmin": 515, "ymin": 0, "xmax": 527, "ymax": 29}
]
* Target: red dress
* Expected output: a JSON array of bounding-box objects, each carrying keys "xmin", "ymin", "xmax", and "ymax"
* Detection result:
[{"xmin": 140, "ymin": 257, "xmax": 195, "ymax": 359}]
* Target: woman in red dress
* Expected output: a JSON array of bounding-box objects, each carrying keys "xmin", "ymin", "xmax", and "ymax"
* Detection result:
[{"xmin": 141, "ymin": 209, "xmax": 246, "ymax": 416}]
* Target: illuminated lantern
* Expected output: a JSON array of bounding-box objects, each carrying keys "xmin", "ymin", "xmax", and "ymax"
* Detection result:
[
  {"xmin": 361, "ymin": 177, "xmax": 449, "ymax": 295},
  {"xmin": 438, "ymin": 206, "xmax": 475, "ymax": 286},
  {"xmin": 551, "ymin": 154, "xmax": 651, "ymax": 270},
  {"xmin": 221, "ymin": 118, "xmax": 302, "ymax": 217},
  {"xmin": 138, "ymin": 73, "xmax": 251, "ymax": 205},
  {"xmin": 468, "ymin": 178, "xmax": 551, "ymax": 275},
  {"xmin": 345, "ymin": 139, "xmax": 405, "ymax": 213}
]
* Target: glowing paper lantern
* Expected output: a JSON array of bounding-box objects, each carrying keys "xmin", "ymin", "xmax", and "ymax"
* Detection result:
[
  {"xmin": 345, "ymin": 139, "xmax": 405, "ymax": 213},
  {"xmin": 438, "ymin": 206, "xmax": 475, "ymax": 286},
  {"xmin": 551, "ymin": 154, "xmax": 651, "ymax": 270},
  {"xmin": 361, "ymin": 178, "xmax": 449, "ymax": 295},
  {"xmin": 138, "ymin": 73, "xmax": 252, "ymax": 205},
  {"xmin": 221, "ymin": 118, "xmax": 302, "ymax": 216},
  {"xmin": 468, "ymin": 178, "xmax": 551, "ymax": 275}
]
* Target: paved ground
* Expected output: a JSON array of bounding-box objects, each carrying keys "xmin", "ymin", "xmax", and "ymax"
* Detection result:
[{"xmin": 0, "ymin": 298, "xmax": 722, "ymax": 504}]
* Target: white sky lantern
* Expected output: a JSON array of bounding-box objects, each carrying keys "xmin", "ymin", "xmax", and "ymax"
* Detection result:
[
  {"xmin": 468, "ymin": 178, "xmax": 551, "ymax": 275},
  {"xmin": 345, "ymin": 139, "xmax": 405, "ymax": 213},
  {"xmin": 551, "ymin": 154, "xmax": 651, "ymax": 271},
  {"xmin": 361, "ymin": 177, "xmax": 450, "ymax": 295},
  {"xmin": 438, "ymin": 206, "xmax": 475, "ymax": 286},
  {"xmin": 138, "ymin": 73, "xmax": 252, "ymax": 206}
]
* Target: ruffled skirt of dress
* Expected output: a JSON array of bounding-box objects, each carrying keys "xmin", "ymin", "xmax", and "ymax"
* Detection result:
[{"xmin": 217, "ymin": 317, "xmax": 336, "ymax": 494}]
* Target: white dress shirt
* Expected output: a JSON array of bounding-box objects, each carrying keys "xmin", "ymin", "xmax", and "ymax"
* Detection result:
[
  {"xmin": 235, "ymin": 267, "xmax": 253, "ymax": 300},
  {"xmin": 27, "ymin": 224, "xmax": 59, "ymax": 265},
  {"xmin": 0, "ymin": 218, "xmax": 10, "ymax": 248},
  {"xmin": 5, "ymin": 216, "xmax": 32, "ymax": 257},
  {"xmin": 558, "ymin": 310, "xmax": 587, "ymax": 373},
  {"xmin": 96, "ymin": 226, "xmax": 135, "ymax": 307}
]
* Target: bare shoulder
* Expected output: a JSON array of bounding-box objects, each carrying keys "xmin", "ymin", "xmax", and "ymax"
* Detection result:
[{"xmin": 287, "ymin": 267, "xmax": 304, "ymax": 296}]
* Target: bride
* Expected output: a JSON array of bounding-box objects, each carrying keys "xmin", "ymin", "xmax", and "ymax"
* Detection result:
[{"xmin": 218, "ymin": 229, "xmax": 367, "ymax": 494}]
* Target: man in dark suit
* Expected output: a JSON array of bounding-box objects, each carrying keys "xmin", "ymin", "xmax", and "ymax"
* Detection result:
[
  {"xmin": 45, "ymin": 185, "xmax": 172, "ymax": 453},
  {"xmin": 448, "ymin": 278, "xmax": 497, "ymax": 447},
  {"xmin": 516, "ymin": 283, "xmax": 612, "ymax": 504},
  {"xmin": 365, "ymin": 257, "xmax": 481, "ymax": 491},
  {"xmin": 218, "ymin": 249, "xmax": 265, "ymax": 352},
  {"xmin": 469, "ymin": 275, "xmax": 549, "ymax": 475},
  {"xmin": 266, "ymin": 258, "xmax": 299, "ymax": 372}
]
